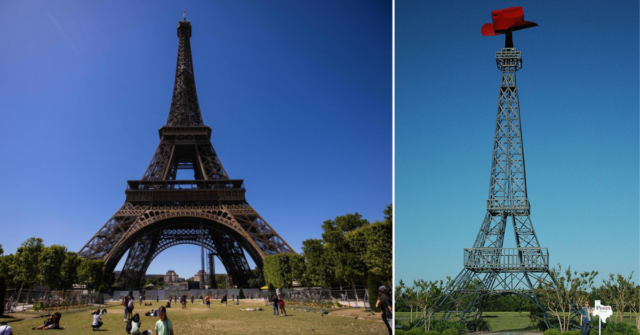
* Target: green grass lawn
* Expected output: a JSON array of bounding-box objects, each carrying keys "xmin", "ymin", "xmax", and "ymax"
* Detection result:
[
  {"xmin": 2, "ymin": 300, "xmax": 387, "ymax": 334},
  {"xmin": 395, "ymin": 311, "xmax": 638, "ymax": 332}
]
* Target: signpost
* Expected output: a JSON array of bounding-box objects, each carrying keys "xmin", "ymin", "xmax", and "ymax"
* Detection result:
[{"xmin": 592, "ymin": 300, "xmax": 614, "ymax": 335}]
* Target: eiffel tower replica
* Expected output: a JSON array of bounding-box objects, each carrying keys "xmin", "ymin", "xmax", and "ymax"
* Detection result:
[
  {"xmin": 79, "ymin": 14, "xmax": 294, "ymax": 289},
  {"xmin": 434, "ymin": 7, "xmax": 555, "ymax": 330}
]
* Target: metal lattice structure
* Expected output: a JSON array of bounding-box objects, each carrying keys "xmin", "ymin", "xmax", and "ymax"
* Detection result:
[
  {"xmin": 433, "ymin": 37, "xmax": 556, "ymax": 330},
  {"xmin": 79, "ymin": 16, "xmax": 294, "ymax": 289}
]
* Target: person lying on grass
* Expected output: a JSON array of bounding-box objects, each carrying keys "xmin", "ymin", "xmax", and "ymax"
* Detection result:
[{"xmin": 239, "ymin": 307, "xmax": 264, "ymax": 312}]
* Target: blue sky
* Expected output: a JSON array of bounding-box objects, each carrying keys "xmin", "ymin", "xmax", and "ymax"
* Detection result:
[
  {"xmin": 0, "ymin": 0, "xmax": 391, "ymax": 279},
  {"xmin": 396, "ymin": 0, "xmax": 639, "ymax": 285}
]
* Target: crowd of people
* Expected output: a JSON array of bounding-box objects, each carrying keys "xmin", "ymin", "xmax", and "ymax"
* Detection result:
[{"xmin": 8, "ymin": 289, "xmax": 392, "ymax": 333}]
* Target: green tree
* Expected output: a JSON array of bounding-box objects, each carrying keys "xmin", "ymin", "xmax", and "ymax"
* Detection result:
[
  {"xmin": 323, "ymin": 213, "xmax": 369, "ymax": 302},
  {"xmin": 14, "ymin": 237, "xmax": 45, "ymax": 304},
  {"xmin": 263, "ymin": 253, "xmax": 303, "ymax": 289},
  {"xmin": 77, "ymin": 259, "xmax": 105, "ymax": 294},
  {"xmin": 534, "ymin": 264, "xmax": 598, "ymax": 332},
  {"xmin": 383, "ymin": 204, "xmax": 392, "ymax": 225},
  {"xmin": 247, "ymin": 267, "xmax": 265, "ymax": 288},
  {"xmin": 60, "ymin": 252, "xmax": 80, "ymax": 297},
  {"xmin": 215, "ymin": 274, "xmax": 228, "ymax": 289},
  {"xmin": 599, "ymin": 272, "xmax": 635, "ymax": 322},
  {"xmin": 301, "ymin": 239, "xmax": 334, "ymax": 288},
  {"xmin": 627, "ymin": 283, "xmax": 639, "ymax": 330},
  {"xmin": 414, "ymin": 279, "xmax": 445, "ymax": 331},
  {"xmin": 0, "ymin": 245, "xmax": 5, "ymax": 316},
  {"xmin": 39, "ymin": 245, "xmax": 68, "ymax": 290}
]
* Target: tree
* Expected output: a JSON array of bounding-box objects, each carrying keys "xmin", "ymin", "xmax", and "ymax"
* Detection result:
[
  {"xmin": 414, "ymin": 279, "xmax": 445, "ymax": 331},
  {"xmin": 247, "ymin": 267, "xmax": 265, "ymax": 288},
  {"xmin": 323, "ymin": 213, "xmax": 369, "ymax": 302},
  {"xmin": 534, "ymin": 264, "xmax": 598, "ymax": 332},
  {"xmin": 39, "ymin": 245, "xmax": 68, "ymax": 290},
  {"xmin": 263, "ymin": 253, "xmax": 304, "ymax": 289},
  {"xmin": 0, "ymin": 245, "xmax": 5, "ymax": 316},
  {"xmin": 60, "ymin": 252, "xmax": 80, "ymax": 297},
  {"xmin": 627, "ymin": 283, "xmax": 640, "ymax": 330},
  {"xmin": 215, "ymin": 274, "xmax": 228, "ymax": 289},
  {"xmin": 301, "ymin": 239, "xmax": 334, "ymax": 288},
  {"xmin": 78, "ymin": 259, "xmax": 105, "ymax": 294},
  {"xmin": 598, "ymin": 272, "xmax": 635, "ymax": 322},
  {"xmin": 359, "ymin": 220, "xmax": 392, "ymax": 285},
  {"xmin": 14, "ymin": 237, "xmax": 45, "ymax": 304}
]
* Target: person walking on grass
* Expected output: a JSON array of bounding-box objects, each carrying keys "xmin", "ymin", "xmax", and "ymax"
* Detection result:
[
  {"xmin": 278, "ymin": 294, "xmax": 287, "ymax": 316},
  {"xmin": 205, "ymin": 294, "xmax": 211, "ymax": 309},
  {"xmin": 376, "ymin": 286, "xmax": 392, "ymax": 335},
  {"xmin": 155, "ymin": 306, "xmax": 174, "ymax": 335}
]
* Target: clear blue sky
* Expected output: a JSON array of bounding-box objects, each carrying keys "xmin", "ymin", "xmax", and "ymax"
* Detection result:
[
  {"xmin": 0, "ymin": 0, "xmax": 391, "ymax": 279},
  {"xmin": 396, "ymin": 0, "xmax": 639, "ymax": 285}
]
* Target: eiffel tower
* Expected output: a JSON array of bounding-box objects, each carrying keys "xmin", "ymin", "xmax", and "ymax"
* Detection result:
[
  {"xmin": 434, "ymin": 7, "xmax": 555, "ymax": 330},
  {"xmin": 79, "ymin": 15, "xmax": 294, "ymax": 289}
]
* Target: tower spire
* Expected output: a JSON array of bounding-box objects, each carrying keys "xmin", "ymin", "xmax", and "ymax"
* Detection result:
[{"xmin": 166, "ymin": 16, "xmax": 203, "ymax": 126}]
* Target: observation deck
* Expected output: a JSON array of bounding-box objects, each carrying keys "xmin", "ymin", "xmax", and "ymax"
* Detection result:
[
  {"xmin": 125, "ymin": 179, "xmax": 246, "ymax": 202},
  {"xmin": 464, "ymin": 247, "xmax": 548, "ymax": 272}
]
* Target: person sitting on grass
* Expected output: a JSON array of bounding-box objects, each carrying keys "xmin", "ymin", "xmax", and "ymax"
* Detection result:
[
  {"xmin": 0, "ymin": 321, "xmax": 13, "ymax": 335},
  {"xmin": 155, "ymin": 306, "xmax": 174, "ymax": 335},
  {"xmin": 165, "ymin": 300, "xmax": 171, "ymax": 308},
  {"xmin": 33, "ymin": 312, "xmax": 61, "ymax": 330},
  {"xmin": 92, "ymin": 309, "xmax": 103, "ymax": 331},
  {"xmin": 130, "ymin": 313, "xmax": 142, "ymax": 335}
]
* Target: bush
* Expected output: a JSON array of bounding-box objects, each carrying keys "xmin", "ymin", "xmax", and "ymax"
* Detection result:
[
  {"xmin": 367, "ymin": 273, "xmax": 384, "ymax": 312},
  {"xmin": 396, "ymin": 331, "xmax": 406, "ymax": 335},
  {"xmin": 544, "ymin": 329, "xmax": 561, "ymax": 335},
  {"xmin": 425, "ymin": 331, "xmax": 440, "ymax": 335},
  {"xmin": 563, "ymin": 330, "xmax": 581, "ymax": 335},
  {"xmin": 407, "ymin": 327, "xmax": 425, "ymax": 334},
  {"xmin": 0, "ymin": 277, "xmax": 5, "ymax": 316},
  {"xmin": 430, "ymin": 320, "xmax": 466, "ymax": 335},
  {"xmin": 467, "ymin": 318, "xmax": 491, "ymax": 332},
  {"xmin": 603, "ymin": 321, "xmax": 639, "ymax": 335},
  {"xmin": 441, "ymin": 329, "xmax": 459, "ymax": 335}
]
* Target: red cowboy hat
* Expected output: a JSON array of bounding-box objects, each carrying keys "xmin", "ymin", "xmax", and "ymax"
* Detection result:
[{"xmin": 481, "ymin": 7, "xmax": 538, "ymax": 36}]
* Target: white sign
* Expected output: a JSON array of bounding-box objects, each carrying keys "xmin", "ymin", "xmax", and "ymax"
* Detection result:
[{"xmin": 592, "ymin": 300, "xmax": 613, "ymax": 323}]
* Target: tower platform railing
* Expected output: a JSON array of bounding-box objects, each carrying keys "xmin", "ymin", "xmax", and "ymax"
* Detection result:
[{"xmin": 464, "ymin": 247, "xmax": 548, "ymax": 272}]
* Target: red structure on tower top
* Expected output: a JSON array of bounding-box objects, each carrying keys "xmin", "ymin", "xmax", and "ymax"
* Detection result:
[{"xmin": 481, "ymin": 6, "xmax": 537, "ymax": 37}]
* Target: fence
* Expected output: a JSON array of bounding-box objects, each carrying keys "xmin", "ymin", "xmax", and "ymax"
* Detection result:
[
  {"xmin": 111, "ymin": 286, "xmax": 372, "ymax": 308},
  {"xmin": 4, "ymin": 289, "xmax": 112, "ymax": 314}
]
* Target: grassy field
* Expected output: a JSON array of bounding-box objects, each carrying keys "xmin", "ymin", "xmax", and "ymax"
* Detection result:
[
  {"xmin": 396, "ymin": 311, "xmax": 638, "ymax": 332},
  {"xmin": 1, "ymin": 300, "xmax": 388, "ymax": 334}
]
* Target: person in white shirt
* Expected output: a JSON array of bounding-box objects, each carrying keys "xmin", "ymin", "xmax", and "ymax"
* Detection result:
[
  {"xmin": 92, "ymin": 309, "xmax": 103, "ymax": 331},
  {"xmin": 0, "ymin": 321, "xmax": 13, "ymax": 335}
]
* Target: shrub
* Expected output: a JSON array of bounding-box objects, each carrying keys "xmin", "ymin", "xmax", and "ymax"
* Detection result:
[
  {"xmin": 603, "ymin": 321, "xmax": 639, "ymax": 335},
  {"xmin": 407, "ymin": 327, "xmax": 425, "ymax": 334},
  {"xmin": 442, "ymin": 329, "xmax": 459, "ymax": 335},
  {"xmin": 367, "ymin": 273, "xmax": 384, "ymax": 312},
  {"xmin": 396, "ymin": 331, "xmax": 406, "ymax": 335},
  {"xmin": 425, "ymin": 331, "xmax": 440, "ymax": 335},
  {"xmin": 544, "ymin": 329, "xmax": 561, "ymax": 335},
  {"xmin": 468, "ymin": 318, "xmax": 491, "ymax": 332}
]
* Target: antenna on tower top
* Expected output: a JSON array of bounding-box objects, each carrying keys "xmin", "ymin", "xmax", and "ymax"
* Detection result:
[{"xmin": 183, "ymin": 10, "xmax": 186, "ymax": 22}]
